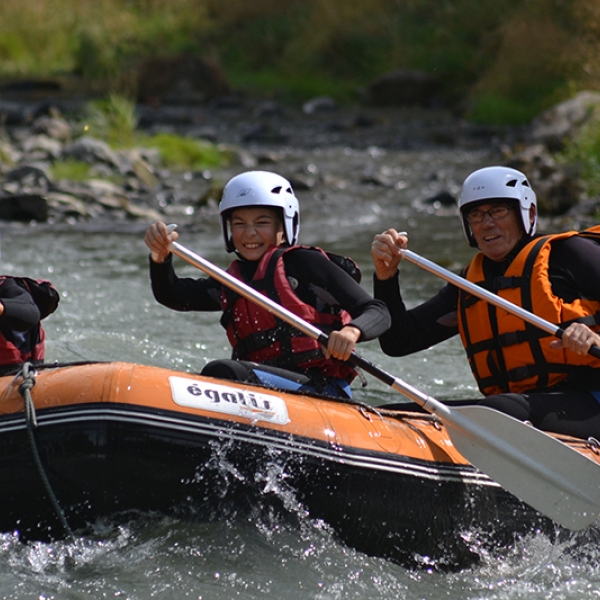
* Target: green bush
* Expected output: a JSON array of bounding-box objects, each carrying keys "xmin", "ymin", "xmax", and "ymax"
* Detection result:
[
  {"xmin": 50, "ymin": 160, "xmax": 92, "ymax": 182},
  {"xmin": 138, "ymin": 133, "xmax": 227, "ymax": 170},
  {"xmin": 81, "ymin": 94, "xmax": 139, "ymax": 148}
]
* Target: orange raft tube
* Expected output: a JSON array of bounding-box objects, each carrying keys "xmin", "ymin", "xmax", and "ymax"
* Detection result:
[{"xmin": 1, "ymin": 361, "xmax": 598, "ymax": 568}]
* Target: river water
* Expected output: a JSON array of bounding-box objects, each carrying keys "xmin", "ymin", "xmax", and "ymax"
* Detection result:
[{"xmin": 1, "ymin": 141, "xmax": 599, "ymax": 599}]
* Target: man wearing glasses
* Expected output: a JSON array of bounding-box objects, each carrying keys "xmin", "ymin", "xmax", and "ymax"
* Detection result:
[{"xmin": 370, "ymin": 166, "xmax": 600, "ymax": 440}]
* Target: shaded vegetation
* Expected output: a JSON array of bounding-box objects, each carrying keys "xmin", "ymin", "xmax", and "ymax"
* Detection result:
[
  {"xmin": 560, "ymin": 106, "xmax": 600, "ymax": 199},
  {"xmin": 1, "ymin": 0, "xmax": 600, "ymax": 126}
]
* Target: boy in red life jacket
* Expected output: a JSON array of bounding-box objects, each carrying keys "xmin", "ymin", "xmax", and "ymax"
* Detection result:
[
  {"xmin": 0, "ymin": 276, "xmax": 59, "ymax": 376},
  {"xmin": 145, "ymin": 170, "xmax": 390, "ymax": 399},
  {"xmin": 371, "ymin": 165, "xmax": 600, "ymax": 440}
]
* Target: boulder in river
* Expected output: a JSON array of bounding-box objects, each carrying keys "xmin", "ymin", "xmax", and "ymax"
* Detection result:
[{"xmin": 528, "ymin": 91, "xmax": 600, "ymax": 151}]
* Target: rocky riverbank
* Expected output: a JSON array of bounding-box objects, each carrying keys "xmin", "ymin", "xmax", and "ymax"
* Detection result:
[{"xmin": 0, "ymin": 91, "xmax": 599, "ymax": 233}]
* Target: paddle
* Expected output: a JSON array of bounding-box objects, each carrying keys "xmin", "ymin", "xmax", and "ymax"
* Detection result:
[
  {"xmin": 400, "ymin": 248, "xmax": 600, "ymax": 359},
  {"xmin": 165, "ymin": 234, "xmax": 600, "ymax": 531}
]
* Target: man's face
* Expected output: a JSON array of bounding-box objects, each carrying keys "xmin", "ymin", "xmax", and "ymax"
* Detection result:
[{"xmin": 467, "ymin": 202, "xmax": 524, "ymax": 262}]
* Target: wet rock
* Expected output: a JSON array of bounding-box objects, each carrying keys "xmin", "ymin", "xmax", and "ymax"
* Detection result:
[
  {"xmin": 21, "ymin": 135, "xmax": 62, "ymax": 160},
  {"xmin": 241, "ymin": 123, "xmax": 288, "ymax": 144},
  {"xmin": 528, "ymin": 91, "xmax": 600, "ymax": 151},
  {"xmin": 219, "ymin": 145, "xmax": 258, "ymax": 168},
  {"xmin": 0, "ymin": 101, "xmax": 28, "ymax": 125},
  {"xmin": 62, "ymin": 137, "xmax": 120, "ymax": 168},
  {"xmin": 423, "ymin": 191, "xmax": 457, "ymax": 207},
  {"xmin": 253, "ymin": 101, "xmax": 287, "ymax": 118},
  {"xmin": 302, "ymin": 97, "xmax": 338, "ymax": 115},
  {"xmin": 286, "ymin": 173, "xmax": 317, "ymax": 190},
  {"xmin": 360, "ymin": 169, "xmax": 395, "ymax": 187},
  {"xmin": 5, "ymin": 164, "xmax": 51, "ymax": 191},
  {"xmin": 31, "ymin": 115, "xmax": 73, "ymax": 143},
  {"xmin": 123, "ymin": 202, "xmax": 165, "ymax": 221},
  {"xmin": 351, "ymin": 113, "xmax": 378, "ymax": 128},
  {"xmin": 505, "ymin": 145, "xmax": 580, "ymax": 215},
  {"xmin": 565, "ymin": 198, "xmax": 600, "ymax": 219},
  {"xmin": 0, "ymin": 194, "xmax": 49, "ymax": 221},
  {"xmin": 46, "ymin": 191, "xmax": 93, "ymax": 219},
  {"xmin": 256, "ymin": 151, "xmax": 281, "ymax": 164}
]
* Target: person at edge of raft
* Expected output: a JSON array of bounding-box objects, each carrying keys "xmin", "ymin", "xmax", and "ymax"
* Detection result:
[
  {"xmin": 370, "ymin": 165, "xmax": 600, "ymax": 440},
  {"xmin": 144, "ymin": 170, "xmax": 391, "ymax": 400},
  {"xmin": 0, "ymin": 273, "xmax": 60, "ymax": 377}
]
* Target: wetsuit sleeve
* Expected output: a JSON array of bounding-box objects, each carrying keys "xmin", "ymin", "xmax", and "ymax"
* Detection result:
[
  {"xmin": 550, "ymin": 236, "xmax": 600, "ymax": 301},
  {"xmin": 149, "ymin": 254, "xmax": 222, "ymax": 311},
  {"xmin": 0, "ymin": 278, "xmax": 41, "ymax": 331},
  {"xmin": 373, "ymin": 272, "xmax": 459, "ymax": 356},
  {"xmin": 284, "ymin": 249, "xmax": 391, "ymax": 342}
]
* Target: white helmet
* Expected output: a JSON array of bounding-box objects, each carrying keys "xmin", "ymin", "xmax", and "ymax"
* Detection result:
[
  {"xmin": 219, "ymin": 171, "xmax": 300, "ymax": 253},
  {"xmin": 459, "ymin": 166, "xmax": 537, "ymax": 247}
]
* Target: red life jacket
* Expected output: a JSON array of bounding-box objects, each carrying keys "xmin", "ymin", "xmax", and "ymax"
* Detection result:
[
  {"xmin": 458, "ymin": 226, "xmax": 600, "ymax": 395},
  {"xmin": 220, "ymin": 245, "xmax": 356, "ymax": 380},
  {"xmin": 0, "ymin": 276, "xmax": 59, "ymax": 367}
]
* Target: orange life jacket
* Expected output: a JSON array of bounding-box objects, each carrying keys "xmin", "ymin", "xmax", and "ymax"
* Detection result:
[
  {"xmin": 458, "ymin": 226, "xmax": 600, "ymax": 395},
  {"xmin": 220, "ymin": 245, "xmax": 356, "ymax": 380}
]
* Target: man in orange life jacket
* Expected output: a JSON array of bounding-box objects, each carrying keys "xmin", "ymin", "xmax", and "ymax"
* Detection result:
[
  {"xmin": 0, "ymin": 275, "xmax": 59, "ymax": 376},
  {"xmin": 145, "ymin": 170, "xmax": 390, "ymax": 399},
  {"xmin": 371, "ymin": 165, "xmax": 600, "ymax": 440}
]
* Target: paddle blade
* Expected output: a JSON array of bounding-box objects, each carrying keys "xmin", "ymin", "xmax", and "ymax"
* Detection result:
[{"xmin": 445, "ymin": 405, "xmax": 600, "ymax": 531}]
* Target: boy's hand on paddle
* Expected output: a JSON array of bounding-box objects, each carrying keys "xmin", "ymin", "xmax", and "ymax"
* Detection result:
[
  {"xmin": 371, "ymin": 229, "xmax": 408, "ymax": 281},
  {"xmin": 145, "ymin": 221, "xmax": 179, "ymax": 263},
  {"xmin": 324, "ymin": 326, "xmax": 362, "ymax": 361}
]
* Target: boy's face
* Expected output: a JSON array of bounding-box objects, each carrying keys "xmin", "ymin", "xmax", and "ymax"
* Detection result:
[{"xmin": 230, "ymin": 207, "xmax": 284, "ymax": 261}]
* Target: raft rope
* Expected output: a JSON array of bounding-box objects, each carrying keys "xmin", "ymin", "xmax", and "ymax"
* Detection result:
[{"xmin": 18, "ymin": 362, "xmax": 75, "ymax": 541}]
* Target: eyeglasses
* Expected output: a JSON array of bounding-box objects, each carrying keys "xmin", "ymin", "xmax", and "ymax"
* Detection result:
[{"xmin": 465, "ymin": 204, "xmax": 513, "ymax": 225}]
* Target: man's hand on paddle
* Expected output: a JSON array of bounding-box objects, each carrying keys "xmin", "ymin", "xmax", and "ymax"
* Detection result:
[
  {"xmin": 371, "ymin": 229, "xmax": 409, "ymax": 280},
  {"xmin": 145, "ymin": 222, "xmax": 179, "ymax": 263},
  {"xmin": 550, "ymin": 322, "xmax": 600, "ymax": 356}
]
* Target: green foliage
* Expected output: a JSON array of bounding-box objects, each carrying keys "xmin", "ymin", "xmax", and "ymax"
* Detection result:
[
  {"xmin": 467, "ymin": 94, "xmax": 544, "ymax": 126},
  {"xmin": 1, "ymin": 0, "xmax": 600, "ymax": 126},
  {"xmin": 50, "ymin": 160, "xmax": 91, "ymax": 182},
  {"xmin": 81, "ymin": 94, "xmax": 139, "ymax": 148},
  {"xmin": 138, "ymin": 133, "xmax": 227, "ymax": 170},
  {"xmin": 75, "ymin": 95, "xmax": 228, "ymax": 171}
]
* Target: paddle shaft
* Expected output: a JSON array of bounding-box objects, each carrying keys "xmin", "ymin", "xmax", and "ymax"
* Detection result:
[
  {"xmin": 167, "ymin": 239, "xmax": 600, "ymax": 529},
  {"xmin": 401, "ymin": 248, "xmax": 600, "ymax": 359}
]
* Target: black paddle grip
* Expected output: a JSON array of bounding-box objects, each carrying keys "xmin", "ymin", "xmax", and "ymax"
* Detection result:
[{"xmin": 348, "ymin": 353, "xmax": 396, "ymax": 387}]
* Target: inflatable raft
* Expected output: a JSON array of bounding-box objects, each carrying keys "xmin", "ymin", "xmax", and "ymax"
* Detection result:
[{"xmin": 1, "ymin": 361, "xmax": 598, "ymax": 568}]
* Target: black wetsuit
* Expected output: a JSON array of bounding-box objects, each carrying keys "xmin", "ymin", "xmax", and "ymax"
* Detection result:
[
  {"xmin": 0, "ymin": 278, "xmax": 43, "ymax": 376},
  {"xmin": 374, "ymin": 234, "xmax": 600, "ymax": 439},
  {"xmin": 150, "ymin": 246, "xmax": 391, "ymax": 397}
]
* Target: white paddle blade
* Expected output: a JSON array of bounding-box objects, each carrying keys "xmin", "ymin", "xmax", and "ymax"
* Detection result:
[{"xmin": 446, "ymin": 405, "xmax": 600, "ymax": 530}]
